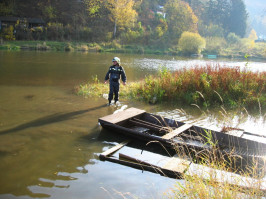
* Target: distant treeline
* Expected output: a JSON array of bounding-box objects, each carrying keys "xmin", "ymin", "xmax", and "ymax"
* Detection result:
[{"xmin": 1, "ymin": 0, "xmax": 262, "ymax": 56}]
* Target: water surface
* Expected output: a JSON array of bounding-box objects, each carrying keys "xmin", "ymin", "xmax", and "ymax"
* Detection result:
[{"xmin": 0, "ymin": 50, "xmax": 265, "ymax": 198}]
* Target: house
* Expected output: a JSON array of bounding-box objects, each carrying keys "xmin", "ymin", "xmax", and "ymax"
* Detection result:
[
  {"xmin": 0, "ymin": 16, "xmax": 45, "ymax": 31},
  {"xmin": 156, "ymin": 5, "xmax": 166, "ymax": 18}
]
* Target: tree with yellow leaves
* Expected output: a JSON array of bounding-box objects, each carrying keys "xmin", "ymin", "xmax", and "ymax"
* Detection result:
[
  {"xmin": 107, "ymin": 0, "xmax": 137, "ymax": 38},
  {"xmin": 164, "ymin": 0, "xmax": 198, "ymax": 43},
  {"xmin": 248, "ymin": 29, "xmax": 258, "ymax": 41}
]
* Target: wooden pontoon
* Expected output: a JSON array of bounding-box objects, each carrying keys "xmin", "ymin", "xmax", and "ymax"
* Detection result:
[
  {"xmin": 99, "ymin": 108, "xmax": 266, "ymax": 167},
  {"xmin": 99, "ymin": 141, "xmax": 266, "ymax": 193}
]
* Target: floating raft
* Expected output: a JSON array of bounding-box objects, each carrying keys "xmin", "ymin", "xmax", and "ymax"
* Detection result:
[
  {"xmin": 100, "ymin": 141, "xmax": 266, "ymax": 193},
  {"xmin": 99, "ymin": 108, "xmax": 266, "ymax": 167}
]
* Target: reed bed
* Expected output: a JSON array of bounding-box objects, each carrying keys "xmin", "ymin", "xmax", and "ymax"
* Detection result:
[{"xmin": 77, "ymin": 64, "xmax": 265, "ymax": 111}]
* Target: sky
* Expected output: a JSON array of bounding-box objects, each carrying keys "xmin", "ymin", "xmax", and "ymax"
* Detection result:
[{"xmin": 244, "ymin": 0, "xmax": 266, "ymax": 36}]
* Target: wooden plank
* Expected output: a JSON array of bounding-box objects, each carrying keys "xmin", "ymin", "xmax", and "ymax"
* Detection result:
[
  {"xmin": 162, "ymin": 123, "xmax": 193, "ymax": 140},
  {"xmin": 99, "ymin": 108, "xmax": 146, "ymax": 124},
  {"xmin": 104, "ymin": 155, "xmax": 183, "ymax": 178},
  {"xmin": 119, "ymin": 152, "xmax": 191, "ymax": 174},
  {"xmin": 119, "ymin": 153, "xmax": 154, "ymax": 167},
  {"xmin": 100, "ymin": 140, "xmax": 130, "ymax": 157},
  {"xmin": 129, "ymin": 119, "xmax": 170, "ymax": 133},
  {"xmin": 162, "ymin": 157, "xmax": 191, "ymax": 173}
]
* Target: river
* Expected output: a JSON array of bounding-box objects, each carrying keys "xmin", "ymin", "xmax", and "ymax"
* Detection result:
[{"xmin": 0, "ymin": 50, "xmax": 265, "ymax": 198}]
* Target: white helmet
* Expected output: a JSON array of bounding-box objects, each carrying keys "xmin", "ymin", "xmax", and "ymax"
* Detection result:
[{"xmin": 112, "ymin": 57, "xmax": 120, "ymax": 65}]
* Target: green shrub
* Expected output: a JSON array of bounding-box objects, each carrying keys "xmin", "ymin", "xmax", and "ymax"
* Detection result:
[
  {"xmin": 204, "ymin": 37, "xmax": 227, "ymax": 54},
  {"xmin": 226, "ymin": 32, "xmax": 241, "ymax": 44},
  {"xmin": 1, "ymin": 26, "xmax": 15, "ymax": 41},
  {"xmin": 79, "ymin": 27, "xmax": 92, "ymax": 41},
  {"xmin": 240, "ymin": 38, "xmax": 255, "ymax": 50},
  {"xmin": 46, "ymin": 22, "xmax": 64, "ymax": 41},
  {"xmin": 178, "ymin": 32, "xmax": 206, "ymax": 55},
  {"xmin": 120, "ymin": 29, "xmax": 142, "ymax": 44},
  {"xmin": 64, "ymin": 43, "xmax": 74, "ymax": 51}
]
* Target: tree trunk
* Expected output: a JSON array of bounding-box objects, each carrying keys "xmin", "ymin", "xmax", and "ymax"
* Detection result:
[{"xmin": 113, "ymin": 20, "xmax": 117, "ymax": 38}]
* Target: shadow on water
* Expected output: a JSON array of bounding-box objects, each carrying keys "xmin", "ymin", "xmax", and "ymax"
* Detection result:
[{"xmin": 0, "ymin": 104, "xmax": 106, "ymax": 135}]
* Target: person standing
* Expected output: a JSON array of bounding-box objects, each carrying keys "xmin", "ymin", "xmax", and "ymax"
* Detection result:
[{"xmin": 104, "ymin": 57, "xmax": 126, "ymax": 105}]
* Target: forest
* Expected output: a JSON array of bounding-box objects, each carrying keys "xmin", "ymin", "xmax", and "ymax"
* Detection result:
[{"xmin": 0, "ymin": 0, "xmax": 265, "ymax": 57}]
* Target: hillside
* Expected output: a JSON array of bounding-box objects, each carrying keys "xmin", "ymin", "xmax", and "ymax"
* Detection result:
[{"xmin": 244, "ymin": 0, "xmax": 266, "ymax": 37}]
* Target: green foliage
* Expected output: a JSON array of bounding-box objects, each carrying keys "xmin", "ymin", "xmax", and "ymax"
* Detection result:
[
  {"xmin": 46, "ymin": 22, "xmax": 64, "ymax": 41},
  {"xmin": 203, "ymin": 0, "xmax": 247, "ymax": 37},
  {"xmin": 0, "ymin": 0, "xmax": 264, "ymax": 59},
  {"xmin": 43, "ymin": 5, "xmax": 57, "ymax": 21},
  {"xmin": 120, "ymin": 29, "xmax": 142, "ymax": 44},
  {"xmin": 64, "ymin": 43, "xmax": 74, "ymax": 51},
  {"xmin": 178, "ymin": 32, "xmax": 206, "ymax": 55},
  {"xmin": 240, "ymin": 38, "xmax": 255, "ymax": 50},
  {"xmin": 0, "ymin": 0, "xmax": 15, "ymax": 16},
  {"xmin": 199, "ymin": 23, "xmax": 224, "ymax": 38},
  {"xmin": 1, "ymin": 26, "xmax": 15, "ymax": 41},
  {"xmin": 204, "ymin": 37, "xmax": 227, "ymax": 54},
  {"xmin": 226, "ymin": 32, "xmax": 241, "ymax": 44}
]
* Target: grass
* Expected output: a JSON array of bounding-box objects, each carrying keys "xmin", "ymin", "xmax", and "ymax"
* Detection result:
[
  {"xmin": 167, "ymin": 133, "xmax": 266, "ymax": 199},
  {"xmin": 155, "ymin": 115, "xmax": 266, "ymax": 198},
  {"xmin": 77, "ymin": 65, "xmax": 266, "ymax": 112},
  {"xmin": 168, "ymin": 170, "xmax": 265, "ymax": 199},
  {"xmin": 0, "ymin": 40, "xmax": 101, "ymax": 51},
  {"xmin": 0, "ymin": 40, "xmax": 164, "ymax": 54}
]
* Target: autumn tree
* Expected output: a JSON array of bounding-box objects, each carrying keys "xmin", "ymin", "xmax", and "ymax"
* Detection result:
[
  {"xmin": 164, "ymin": 0, "xmax": 198, "ymax": 43},
  {"xmin": 107, "ymin": 0, "xmax": 137, "ymax": 38},
  {"xmin": 248, "ymin": 29, "xmax": 258, "ymax": 41},
  {"xmin": 84, "ymin": 0, "xmax": 103, "ymax": 18}
]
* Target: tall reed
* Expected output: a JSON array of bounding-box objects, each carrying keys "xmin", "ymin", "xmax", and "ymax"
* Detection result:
[
  {"xmin": 129, "ymin": 65, "xmax": 265, "ymax": 110},
  {"xmin": 77, "ymin": 64, "xmax": 265, "ymax": 111}
]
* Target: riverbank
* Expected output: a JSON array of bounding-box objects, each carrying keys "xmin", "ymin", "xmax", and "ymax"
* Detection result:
[
  {"xmin": 0, "ymin": 40, "xmax": 161, "ymax": 54},
  {"xmin": 77, "ymin": 65, "xmax": 266, "ymax": 113},
  {"xmin": 1, "ymin": 40, "xmax": 265, "ymax": 60}
]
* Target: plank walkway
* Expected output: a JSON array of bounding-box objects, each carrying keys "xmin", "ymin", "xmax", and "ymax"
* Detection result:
[
  {"xmin": 99, "ymin": 107, "xmax": 145, "ymax": 124},
  {"xmin": 100, "ymin": 141, "xmax": 266, "ymax": 192}
]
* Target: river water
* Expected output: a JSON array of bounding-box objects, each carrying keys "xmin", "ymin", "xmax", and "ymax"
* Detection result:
[{"xmin": 0, "ymin": 50, "xmax": 265, "ymax": 198}]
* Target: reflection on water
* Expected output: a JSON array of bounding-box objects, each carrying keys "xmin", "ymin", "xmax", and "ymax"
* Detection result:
[
  {"xmin": 0, "ymin": 51, "xmax": 265, "ymax": 198},
  {"xmin": 133, "ymin": 57, "xmax": 266, "ymax": 72},
  {"xmin": 156, "ymin": 107, "xmax": 266, "ymax": 135}
]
